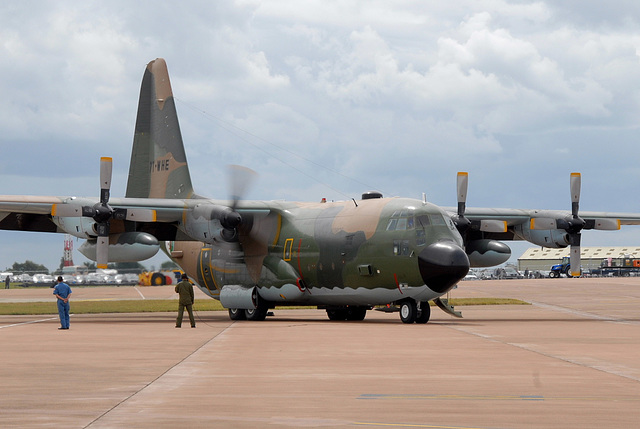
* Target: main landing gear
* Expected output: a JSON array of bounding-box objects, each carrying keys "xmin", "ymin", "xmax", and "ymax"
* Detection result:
[
  {"xmin": 325, "ymin": 306, "xmax": 369, "ymax": 321},
  {"xmin": 228, "ymin": 297, "xmax": 270, "ymax": 321}
]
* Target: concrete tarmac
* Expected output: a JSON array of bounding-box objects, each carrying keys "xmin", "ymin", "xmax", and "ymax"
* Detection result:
[{"xmin": 2, "ymin": 277, "xmax": 640, "ymax": 428}]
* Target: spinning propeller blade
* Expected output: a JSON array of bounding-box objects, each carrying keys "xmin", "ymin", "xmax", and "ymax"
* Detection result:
[{"xmin": 228, "ymin": 165, "xmax": 258, "ymax": 210}]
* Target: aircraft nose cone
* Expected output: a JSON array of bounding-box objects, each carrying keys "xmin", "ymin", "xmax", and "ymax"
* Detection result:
[{"xmin": 418, "ymin": 242, "xmax": 470, "ymax": 294}]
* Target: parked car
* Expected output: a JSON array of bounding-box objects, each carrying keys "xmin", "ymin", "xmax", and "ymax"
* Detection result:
[{"xmin": 32, "ymin": 274, "xmax": 55, "ymax": 284}]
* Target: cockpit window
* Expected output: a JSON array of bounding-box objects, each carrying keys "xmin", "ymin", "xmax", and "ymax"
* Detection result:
[
  {"xmin": 396, "ymin": 218, "xmax": 407, "ymax": 230},
  {"xmin": 416, "ymin": 215, "xmax": 430, "ymax": 227},
  {"xmin": 386, "ymin": 210, "xmax": 415, "ymax": 231},
  {"xmin": 429, "ymin": 214, "xmax": 446, "ymax": 225},
  {"xmin": 386, "ymin": 219, "xmax": 398, "ymax": 231}
]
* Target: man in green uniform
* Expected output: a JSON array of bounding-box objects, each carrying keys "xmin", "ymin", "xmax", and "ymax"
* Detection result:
[{"xmin": 175, "ymin": 273, "xmax": 195, "ymax": 328}]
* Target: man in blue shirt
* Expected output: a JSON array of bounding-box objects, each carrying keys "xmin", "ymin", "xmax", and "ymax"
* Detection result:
[{"xmin": 53, "ymin": 276, "xmax": 72, "ymax": 330}]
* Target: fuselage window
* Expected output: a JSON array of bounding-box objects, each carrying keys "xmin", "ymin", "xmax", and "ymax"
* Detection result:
[
  {"xmin": 284, "ymin": 238, "xmax": 294, "ymax": 261},
  {"xmin": 393, "ymin": 239, "xmax": 410, "ymax": 256}
]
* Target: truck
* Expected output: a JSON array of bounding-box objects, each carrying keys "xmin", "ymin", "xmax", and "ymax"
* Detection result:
[{"xmin": 590, "ymin": 256, "xmax": 640, "ymax": 277}]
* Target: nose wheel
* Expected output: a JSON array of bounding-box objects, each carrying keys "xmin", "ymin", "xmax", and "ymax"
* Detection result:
[
  {"xmin": 400, "ymin": 300, "xmax": 416, "ymax": 323},
  {"xmin": 399, "ymin": 300, "xmax": 431, "ymax": 324}
]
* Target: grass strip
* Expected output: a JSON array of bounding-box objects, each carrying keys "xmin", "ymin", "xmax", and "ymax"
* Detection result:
[
  {"xmin": 0, "ymin": 299, "xmax": 225, "ymax": 315},
  {"xmin": 0, "ymin": 297, "xmax": 527, "ymax": 316},
  {"xmin": 444, "ymin": 298, "xmax": 528, "ymax": 306}
]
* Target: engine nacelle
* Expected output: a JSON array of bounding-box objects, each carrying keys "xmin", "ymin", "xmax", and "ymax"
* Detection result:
[
  {"xmin": 513, "ymin": 223, "xmax": 570, "ymax": 248},
  {"xmin": 466, "ymin": 239, "xmax": 511, "ymax": 267},
  {"xmin": 220, "ymin": 285, "xmax": 258, "ymax": 310},
  {"xmin": 79, "ymin": 232, "xmax": 159, "ymax": 262},
  {"xmin": 51, "ymin": 216, "xmax": 97, "ymax": 239},
  {"xmin": 183, "ymin": 204, "xmax": 233, "ymax": 243}
]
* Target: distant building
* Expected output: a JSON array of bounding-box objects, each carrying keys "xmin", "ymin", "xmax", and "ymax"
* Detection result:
[{"xmin": 517, "ymin": 246, "xmax": 640, "ymax": 272}]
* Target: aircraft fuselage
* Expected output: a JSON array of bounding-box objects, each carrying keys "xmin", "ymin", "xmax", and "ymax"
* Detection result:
[{"xmin": 168, "ymin": 196, "xmax": 470, "ymax": 309}]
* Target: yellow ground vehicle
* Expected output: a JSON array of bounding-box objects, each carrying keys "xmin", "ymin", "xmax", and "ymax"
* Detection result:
[{"xmin": 138, "ymin": 270, "xmax": 184, "ymax": 286}]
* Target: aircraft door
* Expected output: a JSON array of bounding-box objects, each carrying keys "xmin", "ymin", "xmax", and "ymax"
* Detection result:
[{"xmin": 197, "ymin": 248, "xmax": 219, "ymax": 293}]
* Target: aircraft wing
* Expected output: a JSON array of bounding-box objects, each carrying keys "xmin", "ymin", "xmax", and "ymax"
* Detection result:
[
  {"xmin": 0, "ymin": 196, "xmax": 66, "ymax": 233},
  {"xmin": 0, "ymin": 194, "xmax": 269, "ymax": 238},
  {"xmin": 447, "ymin": 207, "xmax": 640, "ymax": 228},
  {"xmin": 0, "ymin": 195, "xmax": 187, "ymax": 235}
]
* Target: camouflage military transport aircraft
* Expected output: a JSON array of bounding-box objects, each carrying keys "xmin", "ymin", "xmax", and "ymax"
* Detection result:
[{"xmin": 2, "ymin": 58, "xmax": 640, "ymax": 324}]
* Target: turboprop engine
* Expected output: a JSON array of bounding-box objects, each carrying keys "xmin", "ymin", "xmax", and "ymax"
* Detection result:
[
  {"xmin": 51, "ymin": 212, "xmax": 98, "ymax": 239},
  {"xmin": 79, "ymin": 231, "xmax": 159, "ymax": 262},
  {"xmin": 513, "ymin": 223, "xmax": 570, "ymax": 248},
  {"xmin": 184, "ymin": 204, "xmax": 242, "ymax": 244}
]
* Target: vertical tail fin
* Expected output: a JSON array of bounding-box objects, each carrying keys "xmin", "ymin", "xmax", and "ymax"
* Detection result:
[{"xmin": 126, "ymin": 58, "xmax": 194, "ymax": 199}]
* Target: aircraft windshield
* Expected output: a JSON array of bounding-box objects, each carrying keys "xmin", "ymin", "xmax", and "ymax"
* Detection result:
[{"xmin": 386, "ymin": 209, "xmax": 416, "ymax": 231}]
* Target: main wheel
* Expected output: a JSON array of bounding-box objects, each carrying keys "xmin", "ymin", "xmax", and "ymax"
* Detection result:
[
  {"xmin": 326, "ymin": 308, "xmax": 347, "ymax": 321},
  {"xmin": 346, "ymin": 306, "xmax": 367, "ymax": 321},
  {"xmin": 400, "ymin": 300, "xmax": 417, "ymax": 324},
  {"xmin": 228, "ymin": 308, "xmax": 246, "ymax": 320},
  {"xmin": 245, "ymin": 305, "xmax": 268, "ymax": 321},
  {"xmin": 415, "ymin": 301, "xmax": 431, "ymax": 324}
]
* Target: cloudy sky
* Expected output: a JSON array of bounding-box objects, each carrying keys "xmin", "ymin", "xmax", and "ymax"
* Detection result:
[{"xmin": 1, "ymin": 0, "xmax": 640, "ymax": 272}]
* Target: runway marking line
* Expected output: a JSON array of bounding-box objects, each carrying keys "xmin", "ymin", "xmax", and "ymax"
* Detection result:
[
  {"xmin": 0, "ymin": 316, "xmax": 58, "ymax": 329},
  {"xmin": 358, "ymin": 393, "xmax": 640, "ymax": 402},
  {"xmin": 359, "ymin": 393, "xmax": 543, "ymax": 401},
  {"xmin": 355, "ymin": 421, "xmax": 488, "ymax": 428}
]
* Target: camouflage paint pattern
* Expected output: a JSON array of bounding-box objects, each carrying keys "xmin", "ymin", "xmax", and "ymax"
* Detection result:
[{"xmin": 126, "ymin": 58, "xmax": 194, "ymax": 199}]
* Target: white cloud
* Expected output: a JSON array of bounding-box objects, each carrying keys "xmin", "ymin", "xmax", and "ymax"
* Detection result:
[{"xmin": 3, "ymin": 1, "xmax": 640, "ymax": 270}]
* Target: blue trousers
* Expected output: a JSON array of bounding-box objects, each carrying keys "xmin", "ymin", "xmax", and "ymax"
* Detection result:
[{"xmin": 57, "ymin": 300, "xmax": 70, "ymax": 329}]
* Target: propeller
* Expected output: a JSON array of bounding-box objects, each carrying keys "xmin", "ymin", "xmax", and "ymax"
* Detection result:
[
  {"xmin": 530, "ymin": 172, "xmax": 620, "ymax": 277},
  {"xmin": 566, "ymin": 172, "xmax": 585, "ymax": 276},
  {"xmin": 228, "ymin": 165, "xmax": 257, "ymax": 209},
  {"xmin": 454, "ymin": 172, "xmax": 472, "ymax": 232},
  {"xmin": 223, "ymin": 164, "xmax": 257, "ymax": 240},
  {"xmin": 95, "ymin": 157, "xmax": 113, "ymax": 269},
  {"xmin": 453, "ymin": 172, "xmax": 507, "ymax": 242},
  {"xmin": 51, "ymin": 157, "xmax": 156, "ymax": 269},
  {"xmin": 195, "ymin": 165, "xmax": 257, "ymax": 242}
]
